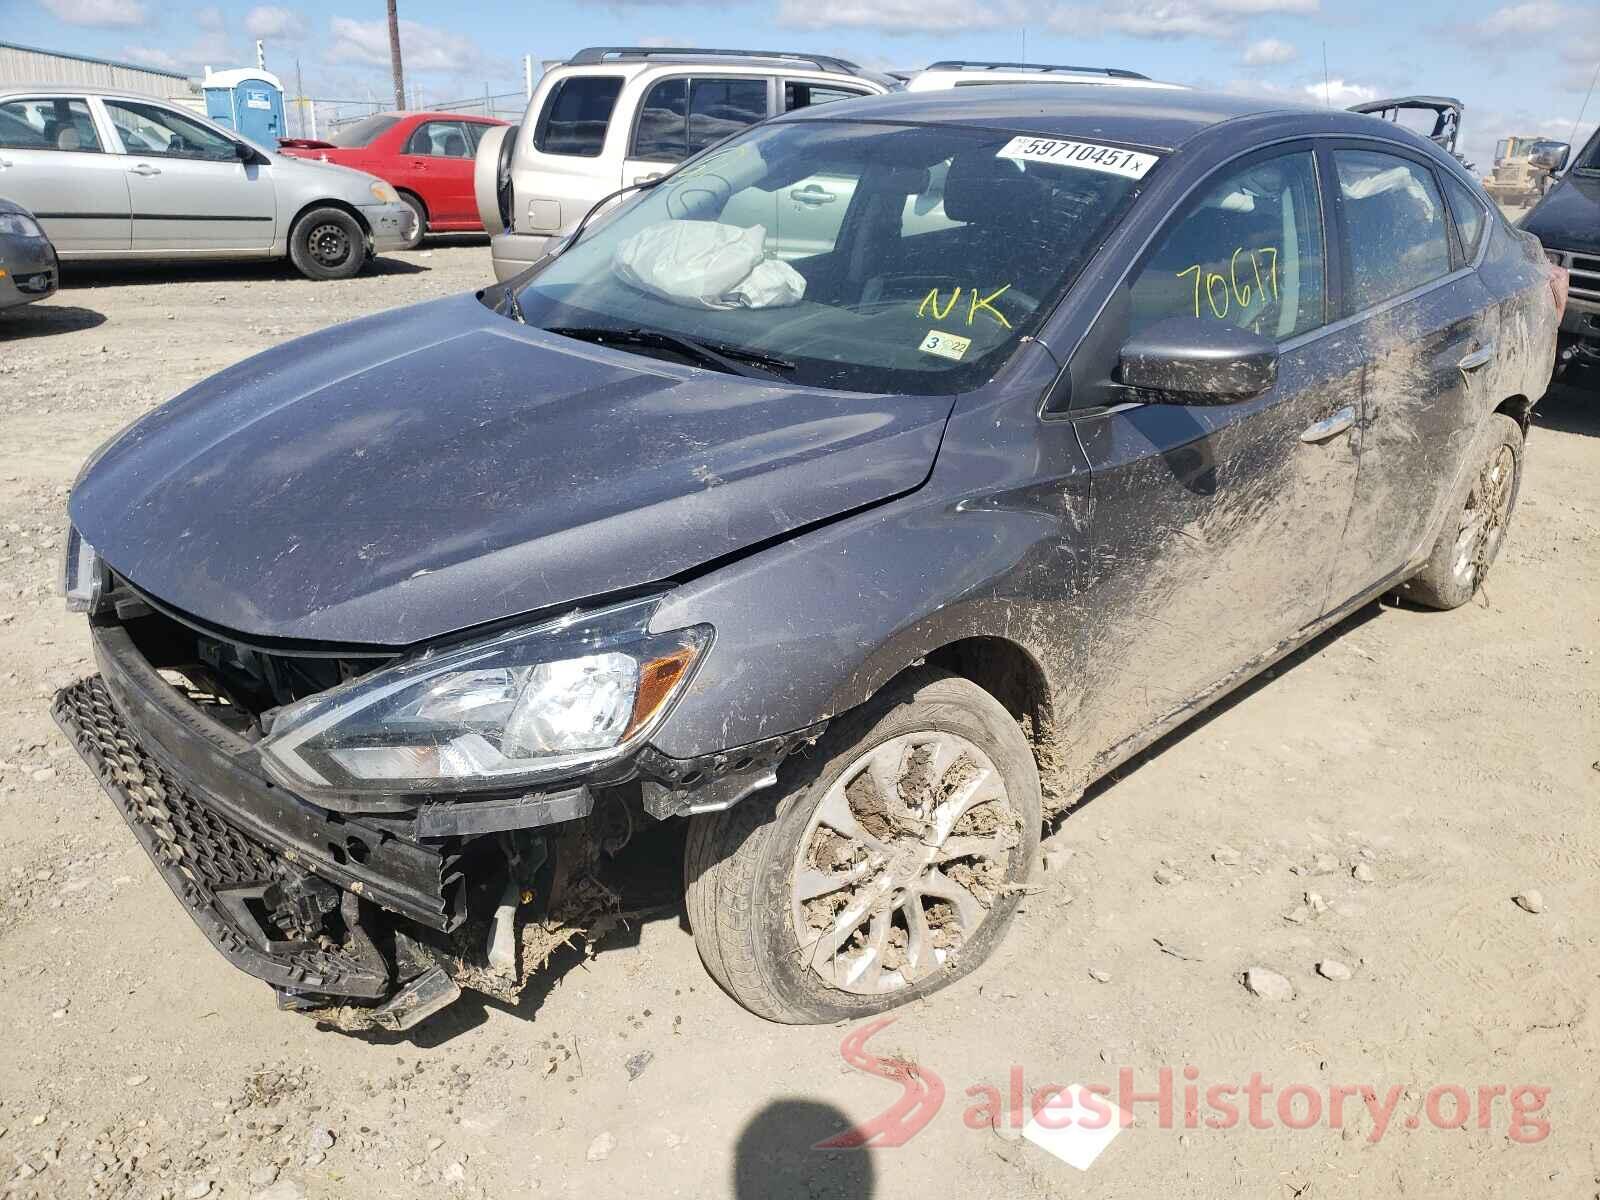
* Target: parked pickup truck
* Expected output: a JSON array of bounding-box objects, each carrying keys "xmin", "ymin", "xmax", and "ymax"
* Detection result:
[{"xmin": 1518, "ymin": 126, "xmax": 1600, "ymax": 379}]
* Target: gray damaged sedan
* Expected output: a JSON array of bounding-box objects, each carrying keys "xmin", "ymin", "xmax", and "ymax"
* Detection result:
[
  {"xmin": 0, "ymin": 88, "xmax": 414, "ymax": 280},
  {"xmin": 55, "ymin": 87, "xmax": 1560, "ymax": 1031},
  {"xmin": 0, "ymin": 196, "xmax": 57, "ymax": 309}
]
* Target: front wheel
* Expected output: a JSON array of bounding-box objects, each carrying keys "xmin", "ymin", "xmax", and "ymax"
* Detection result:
[
  {"xmin": 684, "ymin": 669, "xmax": 1041, "ymax": 1024},
  {"xmin": 396, "ymin": 193, "xmax": 427, "ymax": 250},
  {"xmin": 288, "ymin": 207, "xmax": 369, "ymax": 280},
  {"xmin": 1404, "ymin": 412, "xmax": 1523, "ymax": 610}
]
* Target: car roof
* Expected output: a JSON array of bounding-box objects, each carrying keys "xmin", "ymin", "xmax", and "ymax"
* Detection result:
[
  {"xmin": 776, "ymin": 84, "xmax": 1328, "ymax": 151},
  {"xmin": 0, "ymin": 82, "xmax": 193, "ymax": 102},
  {"xmin": 363, "ymin": 110, "xmax": 509, "ymax": 124}
]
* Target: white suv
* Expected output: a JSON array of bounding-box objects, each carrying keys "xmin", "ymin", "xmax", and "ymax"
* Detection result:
[
  {"xmin": 477, "ymin": 47, "xmax": 897, "ymax": 281},
  {"xmin": 905, "ymin": 60, "xmax": 1183, "ymax": 92}
]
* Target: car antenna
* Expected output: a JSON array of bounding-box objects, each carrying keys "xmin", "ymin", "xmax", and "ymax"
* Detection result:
[{"xmin": 1570, "ymin": 58, "xmax": 1599, "ymax": 147}]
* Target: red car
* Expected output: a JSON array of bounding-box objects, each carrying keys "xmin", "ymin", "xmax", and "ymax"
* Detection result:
[{"xmin": 279, "ymin": 111, "xmax": 508, "ymax": 248}]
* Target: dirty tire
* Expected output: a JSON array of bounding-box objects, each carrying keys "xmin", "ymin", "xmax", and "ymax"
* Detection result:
[
  {"xmin": 1404, "ymin": 412, "xmax": 1524, "ymax": 610},
  {"xmin": 683, "ymin": 668, "xmax": 1042, "ymax": 1024},
  {"xmin": 288, "ymin": 206, "xmax": 368, "ymax": 281},
  {"xmin": 396, "ymin": 192, "xmax": 427, "ymax": 250}
]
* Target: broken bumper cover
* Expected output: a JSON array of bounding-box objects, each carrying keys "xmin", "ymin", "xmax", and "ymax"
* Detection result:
[{"xmin": 52, "ymin": 624, "xmax": 464, "ymax": 1003}]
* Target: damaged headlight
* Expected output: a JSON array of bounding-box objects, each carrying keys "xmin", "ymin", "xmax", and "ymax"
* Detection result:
[{"xmin": 258, "ymin": 596, "xmax": 709, "ymax": 798}]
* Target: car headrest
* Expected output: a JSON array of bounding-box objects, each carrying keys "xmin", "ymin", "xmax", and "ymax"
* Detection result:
[
  {"xmin": 943, "ymin": 150, "xmax": 1038, "ymax": 225},
  {"xmin": 57, "ymin": 127, "xmax": 81, "ymax": 151},
  {"xmin": 441, "ymin": 132, "xmax": 467, "ymax": 156}
]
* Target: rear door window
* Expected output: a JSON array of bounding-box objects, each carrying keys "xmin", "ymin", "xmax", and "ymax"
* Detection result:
[
  {"xmin": 535, "ymin": 75, "xmax": 624, "ymax": 157},
  {"xmin": 406, "ymin": 120, "xmax": 473, "ymax": 157},
  {"xmin": 1128, "ymin": 150, "xmax": 1327, "ymax": 341},
  {"xmin": 1441, "ymin": 173, "xmax": 1487, "ymax": 261},
  {"xmin": 686, "ymin": 78, "xmax": 769, "ymax": 156},
  {"xmin": 0, "ymin": 97, "xmax": 102, "ymax": 152},
  {"xmin": 1334, "ymin": 149, "xmax": 1452, "ymax": 311},
  {"xmin": 784, "ymin": 82, "xmax": 870, "ymax": 110},
  {"xmin": 631, "ymin": 78, "xmax": 689, "ymax": 161}
]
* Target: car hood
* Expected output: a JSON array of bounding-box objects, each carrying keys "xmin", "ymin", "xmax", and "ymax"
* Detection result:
[
  {"xmin": 1520, "ymin": 173, "xmax": 1600, "ymax": 255},
  {"xmin": 69, "ymin": 293, "xmax": 955, "ymax": 645}
]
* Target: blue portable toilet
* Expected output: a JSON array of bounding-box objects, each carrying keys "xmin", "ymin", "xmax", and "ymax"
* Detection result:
[{"xmin": 202, "ymin": 68, "xmax": 286, "ymax": 145}]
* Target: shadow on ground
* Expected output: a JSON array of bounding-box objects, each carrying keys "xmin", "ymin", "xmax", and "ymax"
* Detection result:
[
  {"xmin": 734, "ymin": 1100, "xmax": 876, "ymax": 1199},
  {"xmin": 0, "ymin": 303, "xmax": 107, "ymax": 339},
  {"xmin": 1533, "ymin": 372, "xmax": 1599, "ymax": 437},
  {"xmin": 57, "ymin": 255, "xmax": 429, "ymax": 287}
]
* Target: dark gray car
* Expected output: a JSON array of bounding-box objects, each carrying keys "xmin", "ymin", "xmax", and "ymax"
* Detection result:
[
  {"xmin": 0, "ymin": 196, "xmax": 57, "ymax": 309},
  {"xmin": 55, "ymin": 87, "xmax": 1559, "ymax": 1031}
]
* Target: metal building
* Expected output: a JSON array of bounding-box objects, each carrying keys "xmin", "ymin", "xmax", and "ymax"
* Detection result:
[{"xmin": 0, "ymin": 40, "xmax": 196, "ymax": 102}]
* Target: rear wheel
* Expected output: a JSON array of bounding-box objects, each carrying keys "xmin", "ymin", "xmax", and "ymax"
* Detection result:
[
  {"xmin": 1404, "ymin": 413, "xmax": 1523, "ymax": 609},
  {"xmin": 288, "ymin": 207, "xmax": 368, "ymax": 281},
  {"xmin": 396, "ymin": 192, "xmax": 427, "ymax": 250},
  {"xmin": 684, "ymin": 669, "xmax": 1041, "ymax": 1023}
]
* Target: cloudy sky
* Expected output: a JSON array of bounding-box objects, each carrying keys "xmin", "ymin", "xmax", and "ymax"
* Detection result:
[{"xmin": 8, "ymin": 0, "xmax": 1598, "ymax": 167}]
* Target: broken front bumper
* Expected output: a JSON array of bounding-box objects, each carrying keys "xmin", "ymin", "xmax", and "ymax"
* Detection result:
[{"xmin": 53, "ymin": 623, "xmax": 465, "ymax": 1018}]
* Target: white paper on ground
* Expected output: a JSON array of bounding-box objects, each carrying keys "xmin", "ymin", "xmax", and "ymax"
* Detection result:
[{"xmin": 1021, "ymin": 1084, "xmax": 1131, "ymax": 1170}]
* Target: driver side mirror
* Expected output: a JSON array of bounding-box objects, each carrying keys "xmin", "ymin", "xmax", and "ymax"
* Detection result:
[
  {"xmin": 235, "ymin": 141, "xmax": 263, "ymax": 165},
  {"xmin": 1119, "ymin": 317, "xmax": 1278, "ymax": 404},
  {"xmin": 1528, "ymin": 141, "xmax": 1570, "ymax": 173}
]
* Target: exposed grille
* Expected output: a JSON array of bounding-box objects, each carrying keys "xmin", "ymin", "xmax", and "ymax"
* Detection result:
[
  {"xmin": 53, "ymin": 676, "xmax": 388, "ymax": 996},
  {"xmin": 1550, "ymin": 248, "xmax": 1600, "ymax": 302},
  {"xmin": 59, "ymin": 677, "xmax": 278, "ymax": 890}
]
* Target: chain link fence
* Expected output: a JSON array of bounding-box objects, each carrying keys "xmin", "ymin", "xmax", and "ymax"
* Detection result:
[{"xmin": 285, "ymin": 88, "xmax": 529, "ymax": 140}]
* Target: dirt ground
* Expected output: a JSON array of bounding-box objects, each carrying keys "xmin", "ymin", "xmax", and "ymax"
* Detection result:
[{"xmin": 0, "ymin": 243, "xmax": 1595, "ymax": 1200}]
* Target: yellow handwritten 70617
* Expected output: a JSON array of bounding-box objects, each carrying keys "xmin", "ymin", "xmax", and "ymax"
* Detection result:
[{"xmin": 1176, "ymin": 247, "xmax": 1279, "ymax": 320}]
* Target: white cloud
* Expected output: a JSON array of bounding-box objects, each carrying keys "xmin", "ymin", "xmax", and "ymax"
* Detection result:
[
  {"xmin": 244, "ymin": 5, "xmax": 306, "ymax": 40},
  {"xmin": 1304, "ymin": 77, "xmax": 1377, "ymax": 106},
  {"xmin": 1241, "ymin": 37, "xmax": 1298, "ymax": 66},
  {"xmin": 326, "ymin": 16, "xmax": 495, "ymax": 75},
  {"xmin": 1048, "ymin": 1, "xmax": 1320, "ymax": 41},
  {"xmin": 1473, "ymin": 2, "xmax": 1571, "ymax": 37},
  {"xmin": 778, "ymin": 0, "xmax": 1024, "ymax": 32},
  {"xmin": 38, "ymin": 0, "xmax": 147, "ymax": 27}
]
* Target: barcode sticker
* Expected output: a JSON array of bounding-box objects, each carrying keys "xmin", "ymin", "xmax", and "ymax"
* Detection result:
[{"xmin": 996, "ymin": 136, "xmax": 1159, "ymax": 179}]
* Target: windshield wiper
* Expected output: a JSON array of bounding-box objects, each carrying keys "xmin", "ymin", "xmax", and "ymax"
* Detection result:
[
  {"xmin": 500, "ymin": 287, "xmax": 527, "ymax": 324},
  {"xmin": 545, "ymin": 326, "xmax": 796, "ymax": 378}
]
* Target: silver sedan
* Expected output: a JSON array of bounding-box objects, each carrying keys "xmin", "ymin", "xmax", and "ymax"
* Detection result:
[
  {"xmin": 0, "ymin": 196, "xmax": 57, "ymax": 309},
  {"xmin": 0, "ymin": 86, "xmax": 416, "ymax": 280}
]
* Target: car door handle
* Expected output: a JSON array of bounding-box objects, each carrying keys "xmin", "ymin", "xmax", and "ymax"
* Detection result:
[
  {"xmin": 631, "ymin": 172, "xmax": 663, "ymax": 186},
  {"xmin": 0, "ymin": 157, "xmax": 11, "ymax": 169},
  {"xmin": 1458, "ymin": 342, "xmax": 1496, "ymax": 372},
  {"xmin": 1300, "ymin": 406, "xmax": 1356, "ymax": 444},
  {"xmin": 128, "ymin": 163, "xmax": 161, "ymax": 176},
  {"xmin": 790, "ymin": 186, "xmax": 836, "ymax": 205}
]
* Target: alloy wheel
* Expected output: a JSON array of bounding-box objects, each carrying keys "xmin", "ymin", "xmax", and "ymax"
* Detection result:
[{"xmin": 789, "ymin": 731, "xmax": 1020, "ymax": 996}]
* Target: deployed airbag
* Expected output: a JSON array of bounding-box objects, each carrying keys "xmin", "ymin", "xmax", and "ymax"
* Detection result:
[{"xmin": 612, "ymin": 220, "xmax": 806, "ymax": 310}]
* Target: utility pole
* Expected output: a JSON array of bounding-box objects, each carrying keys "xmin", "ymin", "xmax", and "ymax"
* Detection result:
[{"xmin": 387, "ymin": 0, "xmax": 406, "ymax": 110}]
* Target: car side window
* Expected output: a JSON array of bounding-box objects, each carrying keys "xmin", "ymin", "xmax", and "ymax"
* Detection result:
[
  {"xmin": 784, "ymin": 82, "xmax": 869, "ymax": 111},
  {"xmin": 686, "ymin": 78, "xmax": 768, "ymax": 156},
  {"xmin": 632, "ymin": 78, "xmax": 689, "ymax": 161},
  {"xmin": 406, "ymin": 120, "xmax": 472, "ymax": 157},
  {"xmin": 534, "ymin": 75, "xmax": 624, "ymax": 158},
  {"xmin": 1441, "ymin": 173, "xmax": 1487, "ymax": 261},
  {"xmin": 0, "ymin": 97, "xmax": 102, "ymax": 153},
  {"xmin": 1127, "ymin": 150, "xmax": 1326, "ymax": 342},
  {"xmin": 104, "ymin": 100, "xmax": 236, "ymax": 161},
  {"xmin": 1334, "ymin": 149, "xmax": 1452, "ymax": 311}
]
